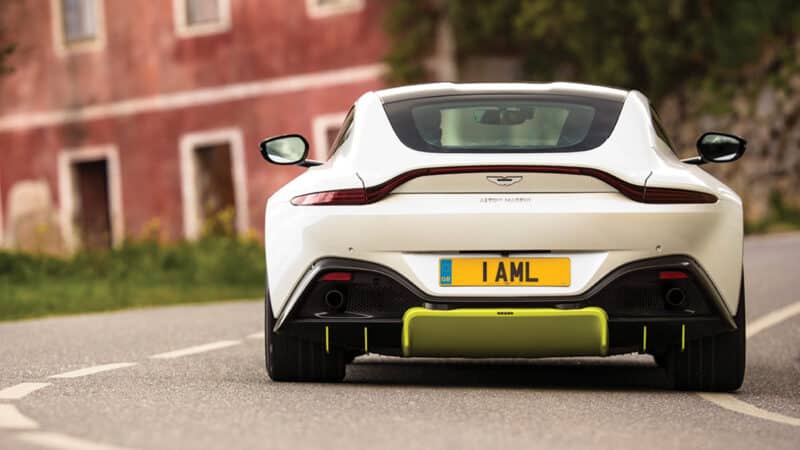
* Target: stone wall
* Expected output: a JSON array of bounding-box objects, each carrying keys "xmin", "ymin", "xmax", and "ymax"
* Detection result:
[{"xmin": 657, "ymin": 48, "xmax": 800, "ymax": 223}]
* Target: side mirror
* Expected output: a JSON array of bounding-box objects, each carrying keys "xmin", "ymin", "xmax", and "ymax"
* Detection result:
[
  {"xmin": 683, "ymin": 132, "xmax": 746, "ymax": 165},
  {"xmin": 259, "ymin": 134, "xmax": 322, "ymax": 167}
]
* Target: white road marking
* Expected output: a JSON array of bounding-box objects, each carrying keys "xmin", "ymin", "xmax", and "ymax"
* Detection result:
[
  {"xmin": 698, "ymin": 393, "xmax": 800, "ymax": 427},
  {"xmin": 0, "ymin": 382, "xmax": 51, "ymax": 400},
  {"xmin": 149, "ymin": 340, "xmax": 241, "ymax": 359},
  {"xmin": 747, "ymin": 301, "xmax": 800, "ymax": 339},
  {"xmin": 246, "ymin": 332, "xmax": 265, "ymax": 340},
  {"xmin": 696, "ymin": 300, "xmax": 800, "ymax": 426},
  {"xmin": 49, "ymin": 363, "xmax": 137, "ymax": 379},
  {"xmin": 16, "ymin": 432, "xmax": 132, "ymax": 450},
  {"xmin": 0, "ymin": 404, "xmax": 39, "ymax": 429}
]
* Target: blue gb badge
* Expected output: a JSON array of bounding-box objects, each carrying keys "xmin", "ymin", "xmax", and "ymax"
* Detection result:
[{"xmin": 439, "ymin": 259, "xmax": 453, "ymax": 285}]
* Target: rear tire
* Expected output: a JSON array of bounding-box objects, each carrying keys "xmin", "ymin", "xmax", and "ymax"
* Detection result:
[
  {"xmin": 265, "ymin": 285, "xmax": 346, "ymax": 382},
  {"xmin": 665, "ymin": 277, "xmax": 746, "ymax": 392}
]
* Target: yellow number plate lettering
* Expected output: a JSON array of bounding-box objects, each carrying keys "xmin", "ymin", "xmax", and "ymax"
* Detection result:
[{"xmin": 439, "ymin": 258, "xmax": 570, "ymax": 287}]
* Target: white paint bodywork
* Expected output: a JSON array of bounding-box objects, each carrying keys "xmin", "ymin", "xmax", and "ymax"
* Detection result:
[{"xmin": 264, "ymin": 83, "xmax": 743, "ymax": 321}]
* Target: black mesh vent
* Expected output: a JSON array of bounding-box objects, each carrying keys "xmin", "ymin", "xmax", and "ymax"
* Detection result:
[
  {"xmin": 588, "ymin": 270, "xmax": 712, "ymax": 317},
  {"xmin": 294, "ymin": 271, "xmax": 422, "ymax": 319}
]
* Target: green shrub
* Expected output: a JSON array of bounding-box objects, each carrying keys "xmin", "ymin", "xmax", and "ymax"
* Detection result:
[{"xmin": 0, "ymin": 236, "xmax": 264, "ymax": 321}]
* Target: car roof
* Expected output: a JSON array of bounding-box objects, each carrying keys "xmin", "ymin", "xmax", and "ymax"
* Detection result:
[{"xmin": 375, "ymin": 82, "xmax": 629, "ymax": 104}]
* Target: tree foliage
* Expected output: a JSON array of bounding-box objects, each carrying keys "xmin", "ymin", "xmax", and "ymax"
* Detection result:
[
  {"xmin": 0, "ymin": 0, "xmax": 15, "ymax": 76},
  {"xmin": 387, "ymin": 0, "xmax": 800, "ymax": 99},
  {"xmin": 383, "ymin": 0, "xmax": 440, "ymax": 84}
]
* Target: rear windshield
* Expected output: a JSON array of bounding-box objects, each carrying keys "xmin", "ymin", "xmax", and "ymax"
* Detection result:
[{"xmin": 383, "ymin": 94, "xmax": 624, "ymax": 153}]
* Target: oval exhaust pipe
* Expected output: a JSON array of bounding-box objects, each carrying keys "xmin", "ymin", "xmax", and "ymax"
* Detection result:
[
  {"xmin": 665, "ymin": 288, "xmax": 687, "ymax": 308},
  {"xmin": 324, "ymin": 289, "xmax": 346, "ymax": 311}
]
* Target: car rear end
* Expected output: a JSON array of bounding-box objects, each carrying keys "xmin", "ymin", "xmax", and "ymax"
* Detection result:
[{"xmin": 266, "ymin": 84, "xmax": 742, "ymax": 375}]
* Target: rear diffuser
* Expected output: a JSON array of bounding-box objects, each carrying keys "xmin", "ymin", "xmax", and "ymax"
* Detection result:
[{"xmin": 402, "ymin": 307, "xmax": 608, "ymax": 357}]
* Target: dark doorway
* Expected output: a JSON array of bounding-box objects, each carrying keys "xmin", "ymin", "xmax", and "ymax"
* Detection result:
[
  {"xmin": 73, "ymin": 159, "xmax": 111, "ymax": 250},
  {"xmin": 194, "ymin": 142, "xmax": 236, "ymax": 235}
]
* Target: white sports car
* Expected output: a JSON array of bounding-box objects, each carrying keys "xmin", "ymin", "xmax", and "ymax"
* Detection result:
[{"xmin": 259, "ymin": 83, "xmax": 747, "ymax": 391}]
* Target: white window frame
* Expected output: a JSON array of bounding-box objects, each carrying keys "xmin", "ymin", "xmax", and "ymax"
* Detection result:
[
  {"xmin": 173, "ymin": 0, "xmax": 231, "ymax": 38},
  {"xmin": 179, "ymin": 128, "xmax": 248, "ymax": 240},
  {"xmin": 50, "ymin": 0, "xmax": 106, "ymax": 57},
  {"xmin": 311, "ymin": 112, "xmax": 347, "ymax": 161},
  {"xmin": 58, "ymin": 145, "xmax": 124, "ymax": 251},
  {"xmin": 305, "ymin": 0, "xmax": 365, "ymax": 19}
]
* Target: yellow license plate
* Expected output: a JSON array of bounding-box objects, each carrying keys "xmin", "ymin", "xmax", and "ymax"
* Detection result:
[{"xmin": 439, "ymin": 258, "xmax": 570, "ymax": 287}]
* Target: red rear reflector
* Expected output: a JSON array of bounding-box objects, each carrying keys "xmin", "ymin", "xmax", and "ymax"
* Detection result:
[
  {"xmin": 321, "ymin": 272, "xmax": 352, "ymax": 281},
  {"xmin": 659, "ymin": 271, "xmax": 689, "ymax": 280}
]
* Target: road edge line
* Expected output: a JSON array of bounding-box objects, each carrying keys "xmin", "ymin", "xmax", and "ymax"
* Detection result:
[
  {"xmin": 747, "ymin": 301, "xmax": 800, "ymax": 339},
  {"xmin": 698, "ymin": 393, "xmax": 800, "ymax": 427}
]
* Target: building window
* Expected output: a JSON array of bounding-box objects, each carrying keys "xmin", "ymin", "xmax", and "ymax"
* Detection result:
[
  {"xmin": 51, "ymin": 0, "xmax": 105, "ymax": 56},
  {"xmin": 173, "ymin": 0, "xmax": 231, "ymax": 38},
  {"xmin": 311, "ymin": 112, "xmax": 347, "ymax": 160},
  {"xmin": 62, "ymin": 0, "xmax": 97, "ymax": 42},
  {"xmin": 186, "ymin": 0, "xmax": 220, "ymax": 25},
  {"xmin": 58, "ymin": 146, "xmax": 123, "ymax": 251},
  {"xmin": 306, "ymin": 0, "xmax": 365, "ymax": 19},
  {"xmin": 179, "ymin": 128, "xmax": 248, "ymax": 239}
]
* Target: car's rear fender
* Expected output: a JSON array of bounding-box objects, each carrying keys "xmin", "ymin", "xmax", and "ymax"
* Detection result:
[{"xmin": 266, "ymin": 191, "xmax": 742, "ymax": 319}]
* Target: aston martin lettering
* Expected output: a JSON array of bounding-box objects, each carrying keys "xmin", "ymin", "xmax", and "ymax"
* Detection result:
[{"xmin": 479, "ymin": 197, "xmax": 532, "ymax": 203}]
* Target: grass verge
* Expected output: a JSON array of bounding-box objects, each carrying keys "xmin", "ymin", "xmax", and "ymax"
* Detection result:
[{"xmin": 0, "ymin": 236, "xmax": 264, "ymax": 321}]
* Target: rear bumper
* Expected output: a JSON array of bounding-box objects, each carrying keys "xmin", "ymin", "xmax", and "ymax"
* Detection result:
[
  {"xmin": 267, "ymin": 191, "xmax": 743, "ymax": 315},
  {"xmin": 274, "ymin": 255, "xmax": 737, "ymax": 358}
]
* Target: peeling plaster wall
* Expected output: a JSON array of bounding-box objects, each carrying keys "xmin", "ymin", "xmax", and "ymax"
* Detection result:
[
  {"xmin": 0, "ymin": 0, "xmax": 390, "ymax": 250},
  {"xmin": 7, "ymin": 180, "xmax": 65, "ymax": 254}
]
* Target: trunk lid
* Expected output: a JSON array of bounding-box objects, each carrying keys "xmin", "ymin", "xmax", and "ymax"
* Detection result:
[{"xmin": 391, "ymin": 171, "xmax": 616, "ymax": 194}]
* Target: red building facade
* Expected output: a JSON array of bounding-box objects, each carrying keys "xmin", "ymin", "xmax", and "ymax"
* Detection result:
[{"xmin": 0, "ymin": 0, "xmax": 388, "ymax": 252}]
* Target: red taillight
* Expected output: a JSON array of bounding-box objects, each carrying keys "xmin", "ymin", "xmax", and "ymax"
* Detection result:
[
  {"xmin": 659, "ymin": 271, "xmax": 689, "ymax": 280},
  {"xmin": 290, "ymin": 165, "xmax": 717, "ymax": 206},
  {"xmin": 644, "ymin": 187, "xmax": 718, "ymax": 204},
  {"xmin": 320, "ymin": 272, "xmax": 352, "ymax": 281},
  {"xmin": 291, "ymin": 188, "xmax": 366, "ymax": 205}
]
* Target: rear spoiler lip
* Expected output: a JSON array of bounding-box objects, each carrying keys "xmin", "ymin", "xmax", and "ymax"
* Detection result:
[{"xmin": 291, "ymin": 165, "xmax": 718, "ymax": 205}]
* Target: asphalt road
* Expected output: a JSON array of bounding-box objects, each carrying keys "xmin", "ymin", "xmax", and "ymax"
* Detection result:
[{"xmin": 1, "ymin": 234, "xmax": 799, "ymax": 450}]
